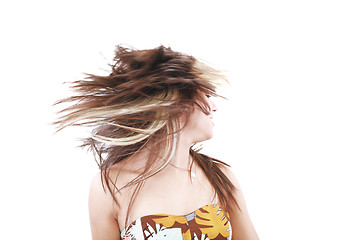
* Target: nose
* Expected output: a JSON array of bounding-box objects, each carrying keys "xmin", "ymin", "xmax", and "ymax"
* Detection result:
[{"xmin": 210, "ymin": 98, "xmax": 217, "ymax": 112}]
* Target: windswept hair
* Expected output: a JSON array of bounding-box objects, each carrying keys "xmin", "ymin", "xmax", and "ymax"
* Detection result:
[{"xmin": 54, "ymin": 45, "xmax": 239, "ymax": 225}]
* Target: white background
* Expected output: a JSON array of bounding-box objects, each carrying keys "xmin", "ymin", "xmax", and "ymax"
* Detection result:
[{"xmin": 1, "ymin": 0, "xmax": 359, "ymax": 239}]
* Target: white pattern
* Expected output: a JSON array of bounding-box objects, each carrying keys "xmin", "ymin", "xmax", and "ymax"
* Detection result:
[
  {"xmin": 121, "ymin": 219, "xmax": 145, "ymax": 240},
  {"xmin": 193, "ymin": 233, "xmax": 210, "ymax": 240},
  {"xmin": 144, "ymin": 222, "xmax": 182, "ymax": 239}
]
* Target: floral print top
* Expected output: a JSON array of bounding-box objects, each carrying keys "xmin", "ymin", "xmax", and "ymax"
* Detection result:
[{"xmin": 121, "ymin": 204, "xmax": 232, "ymax": 240}]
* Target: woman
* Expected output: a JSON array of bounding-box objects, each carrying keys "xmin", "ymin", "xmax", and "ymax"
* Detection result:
[{"xmin": 54, "ymin": 45, "xmax": 259, "ymax": 239}]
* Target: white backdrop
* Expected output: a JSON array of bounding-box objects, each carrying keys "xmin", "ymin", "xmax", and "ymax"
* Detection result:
[{"xmin": 1, "ymin": 0, "xmax": 359, "ymax": 239}]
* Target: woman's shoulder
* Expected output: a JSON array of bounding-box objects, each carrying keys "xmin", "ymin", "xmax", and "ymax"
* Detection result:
[
  {"xmin": 89, "ymin": 172, "xmax": 116, "ymax": 208},
  {"xmin": 88, "ymin": 165, "xmax": 134, "ymax": 222},
  {"xmin": 89, "ymin": 172, "xmax": 122, "ymax": 239},
  {"xmin": 214, "ymin": 162, "xmax": 242, "ymax": 193},
  {"xmin": 208, "ymin": 157, "xmax": 238, "ymax": 182},
  {"xmin": 88, "ymin": 172, "xmax": 120, "ymax": 235},
  {"xmin": 218, "ymin": 163, "xmax": 236, "ymax": 179}
]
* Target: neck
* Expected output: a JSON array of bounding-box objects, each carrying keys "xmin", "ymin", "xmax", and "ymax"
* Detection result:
[
  {"xmin": 127, "ymin": 132, "xmax": 195, "ymax": 172},
  {"xmin": 169, "ymin": 133, "xmax": 193, "ymax": 169}
]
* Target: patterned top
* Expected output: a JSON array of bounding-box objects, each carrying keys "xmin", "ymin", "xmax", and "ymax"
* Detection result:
[{"xmin": 120, "ymin": 204, "xmax": 232, "ymax": 240}]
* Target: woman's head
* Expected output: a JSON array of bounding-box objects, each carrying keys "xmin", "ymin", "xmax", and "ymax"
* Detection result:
[
  {"xmin": 54, "ymin": 45, "xmax": 227, "ymax": 187},
  {"xmin": 54, "ymin": 45, "xmax": 240, "ymax": 222}
]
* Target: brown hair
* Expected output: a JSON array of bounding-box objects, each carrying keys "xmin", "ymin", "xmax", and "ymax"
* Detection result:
[{"xmin": 54, "ymin": 45, "xmax": 239, "ymax": 225}]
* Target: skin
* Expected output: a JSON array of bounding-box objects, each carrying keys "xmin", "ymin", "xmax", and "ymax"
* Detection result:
[{"xmin": 89, "ymin": 92, "xmax": 260, "ymax": 239}]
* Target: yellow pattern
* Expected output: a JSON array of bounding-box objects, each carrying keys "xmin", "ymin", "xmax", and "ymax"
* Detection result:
[
  {"xmin": 182, "ymin": 229, "xmax": 191, "ymax": 240},
  {"xmin": 153, "ymin": 215, "xmax": 187, "ymax": 228},
  {"xmin": 121, "ymin": 204, "xmax": 231, "ymax": 240},
  {"xmin": 195, "ymin": 204, "xmax": 230, "ymax": 239}
]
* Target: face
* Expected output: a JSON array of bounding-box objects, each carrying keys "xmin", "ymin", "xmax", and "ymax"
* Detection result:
[{"xmin": 180, "ymin": 92, "xmax": 217, "ymax": 144}]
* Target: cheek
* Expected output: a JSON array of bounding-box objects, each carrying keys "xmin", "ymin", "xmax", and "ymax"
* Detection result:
[
  {"xmin": 183, "ymin": 108, "xmax": 214, "ymax": 142},
  {"xmin": 193, "ymin": 113, "xmax": 214, "ymax": 140}
]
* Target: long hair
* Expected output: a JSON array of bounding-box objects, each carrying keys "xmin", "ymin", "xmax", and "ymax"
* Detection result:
[{"xmin": 54, "ymin": 45, "xmax": 239, "ymax": 225}]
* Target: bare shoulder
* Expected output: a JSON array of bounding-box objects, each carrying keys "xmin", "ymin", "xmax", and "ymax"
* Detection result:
[
  {"xmin": 217, "ymin": 164, "xmax": 247, "ymax": 206},
  {"xmin": 88, "ymin": 165, "xmax": 131, "ymax": 214},
  {"xmin": 218, "ymin": 163, "xmax": 242, "ymax": 190},
  {"xmin": 89, "ymin": 172, "xmax": 115, "ymax": 207},
  {"xmin": 88, "ymin": 171, "xmax": 118, "ymax": 215},
  {"xmin": 88, "ymin": 172, "xmax": 121, "ymax": 240},
  {"xmin": 218, "ymin": 164, "xmax": 260, "ymax": 239}
]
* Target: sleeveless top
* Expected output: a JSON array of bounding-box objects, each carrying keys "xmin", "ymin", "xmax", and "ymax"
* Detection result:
[{"xmin": 120, "ymin": 204, "xmax": 232, "ymax": 240}]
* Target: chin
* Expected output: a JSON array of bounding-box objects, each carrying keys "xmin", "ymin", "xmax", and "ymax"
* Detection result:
[{"xmin": 195, "ymin": 130, "xmax": 214, "ymax": 143}]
